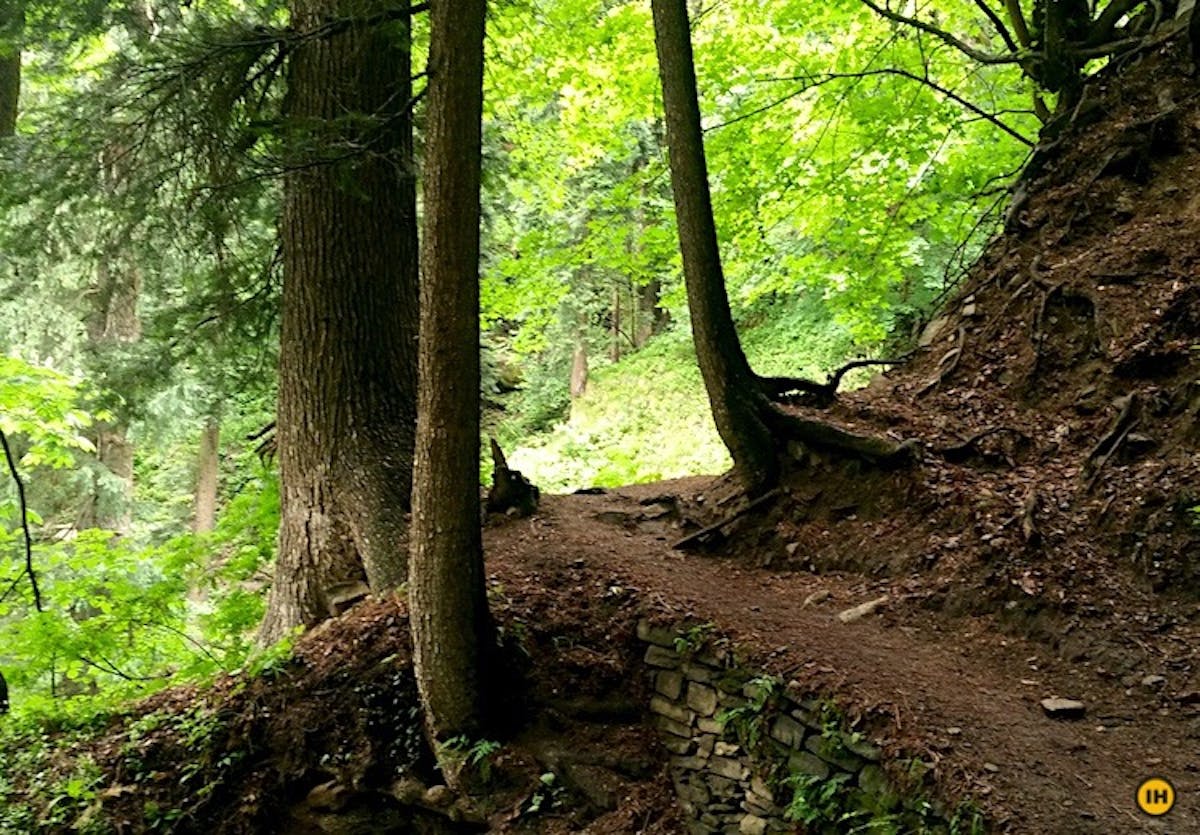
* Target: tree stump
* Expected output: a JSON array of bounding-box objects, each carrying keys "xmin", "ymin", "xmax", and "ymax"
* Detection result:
[{"xmin": 487, "ymin": 438, "xmax": 540, "ymax": 517}]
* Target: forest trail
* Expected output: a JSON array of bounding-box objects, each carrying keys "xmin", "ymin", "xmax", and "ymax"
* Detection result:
[{"xmin": 487, "ymin": 483, "xmax": 1198, "ymax": 833}]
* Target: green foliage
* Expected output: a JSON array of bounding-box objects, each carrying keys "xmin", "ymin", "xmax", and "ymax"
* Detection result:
[
  {"xmin": 440, "ymin": 736, "xmax": 503, "ymax": 784},
  {"xmin": 716, "ymin": 674, "xmax": 782, "ymax": 751},
  {"xmin": 0, "ymin": 704, "xmax": 115, "ymax": 834},
  {"xmin": 672, "ymin": 621, "xmax": 716, "ymax": 657},
  {"xmin": 522, "ymin": 771, "xmax": 567, "ymax": 816}
]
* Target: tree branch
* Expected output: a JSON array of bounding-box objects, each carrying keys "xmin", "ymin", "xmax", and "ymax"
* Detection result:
[
  {"xmin": 856, "ymin": 0, "xmax": 1021, "ymax": 64},
  {"xmin": 973, "ymin": 0, "xmax": 1020, "ymax": 53},
  {"xmin": 765, "ymin": 67, "xmax": 1035, "ymax": 147},
  {"xmin": 1088, "ymin": 0, "xmax": 1146, "ymax": 47},
  {"xmin": 0, "ymin": 428, "xmax": 42, "ymax": 612}
]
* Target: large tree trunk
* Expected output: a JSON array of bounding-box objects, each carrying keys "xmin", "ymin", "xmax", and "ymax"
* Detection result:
[
  {"xmin": 652, "ymin": 0, "xmax": 777, "ymax": 490},
  {"xmin": 193, "ymin": 416, "xmax": 220, "ymax": 533},
  {"xmin": 0, "ymin": 3, "xmax": 20, "ymax": 137},
  {"xmin": 260, "ymin": 0, "xmax": 420, "ymax": 644},
  {"xmin": 409, "ymin": 0, "xmax": 490, "ymax": 753}
]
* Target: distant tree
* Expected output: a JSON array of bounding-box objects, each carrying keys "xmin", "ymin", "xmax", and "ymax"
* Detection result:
[
  {"xmin": 652, "ymin": 0, "xmax": 914, "ymax": 493},
  {"xmin": 409, "ymin": 0, "xmax": 491, "ymax": 756},
  {"xmin": 0, "ymin": 2, "xmax": 20, "ymax": 137},
  {"xmin": 260, "ymin": 0, "xmax": 421, "ymax": 643}
]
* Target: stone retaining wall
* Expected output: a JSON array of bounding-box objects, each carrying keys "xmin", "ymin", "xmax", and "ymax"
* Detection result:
[{"xmin": 637, "ymin": 619, "xmax": 922, "ymax": 835}]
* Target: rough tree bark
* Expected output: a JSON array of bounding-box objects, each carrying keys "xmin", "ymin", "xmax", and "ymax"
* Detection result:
[
  {"xmin": 260, "ymin": 0, "xmax": 420, "ymax": 644},
  {"xmin": 409, "ymin": 0, "xmax": 491, "ymax": 752},
  {"xmin": 192, "ymin": 416, "xmax": 220, "ymax": 533},
  {"xmin": 652, "ymin": 0, "xmax": 778, "ymax": 490},
  {"xmin": 652, "ymin": 0, "xmax": 914, "ymax": 493},
  {"xmin": 0, "ymin": 2, "xmax": 20, "ymax": 138}
]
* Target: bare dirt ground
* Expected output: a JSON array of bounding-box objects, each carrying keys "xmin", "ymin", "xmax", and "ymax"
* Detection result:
[{"xmin": 486, "ymin": 483, "xmax": 1199, "ymax": 833}]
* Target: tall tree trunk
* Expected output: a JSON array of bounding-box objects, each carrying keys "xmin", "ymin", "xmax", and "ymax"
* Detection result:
[
  {"xmin": 409, "ymin": 0, "xmax": 490, "ymax": 752},
  {"xmin": 0, "ymin": 3, "xmax": 20, "ymax": 137},
  {"xmin": 260, "ymin": 0, "xmax": 420, "ymax": 644},
  {"xmin": 651, "ymin": 0, "xmax": 777, "ymax": 489},
  {"xmin": 610, "ymin": 283, "xmax": 622, "ymax": 362},
  {"xmin": 570, "ymin": 339, "xmax": 588, "ymax": 398},
  {"xmin": 193, "ymin": 417, "xmax": 220, "ymax": 533},
  {"xmin": 637, "ymin": 277, "xmax": 665, "ymax": 345},
  {"xmin": 85, "ymin": 235, "xmax": 141, "ymax": 532}
]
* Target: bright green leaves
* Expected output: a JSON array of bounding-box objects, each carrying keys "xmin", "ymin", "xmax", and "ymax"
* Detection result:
[{"xmin": 0, "ymin": 355, "xmax": 94, "ymax": 471}]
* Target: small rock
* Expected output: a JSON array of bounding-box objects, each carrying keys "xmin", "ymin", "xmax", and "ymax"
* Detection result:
[
  {"xmin": 1141, "ymin": 674, "xmax": 1167, "ymax": 689},
  {"xmin": 769, "ymin": 714, "xmax": 806, "ymax": 748},
  {"xmin": 947, "ymin": 727, "xmax": 962, "ymax": 736},
  {"xmin": 785, "ymin": 542, "xmax": 801, "ymax": 556},
  {"xmin": 739, "ymin": 814, "xmax": 768, "ymax": 835},
  {"xmin": 306, "ymin": 780, "xmax": 349, "ymax": 811},
  {"xmin": 656, "ymin": 670, "xmax": 685, "ymax": 700},
  {"xmin": 1041, "ymin": 697, "xmax": 1086, "ymax": 719},
  {"xmin": 983, "ymin": 762, "xmax": 1001, "ymax": 773},
  {"xmin": 686, "ymin": 683, "xmax": 719, "ymax": 717},
  {"xmin": 837, "ymin": 595, "xmax": 889, "ymax": 623},
  {"xmin": 389, "ymin": 776, "xmax": 425, "ymax": 805},
  {"xmin": 803, "ymin": 590, "xmax": 831, "ymax": 607},
  {"xmin": 638, "ymin": 619, "xmax": 680, "ymax": 648},
  {"xmin": 423, "ymin": 784, "xmax": 453, "ymax": 808}
]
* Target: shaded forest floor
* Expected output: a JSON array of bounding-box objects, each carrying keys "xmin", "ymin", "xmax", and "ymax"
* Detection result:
[{"xmin": 11, "ymin": 25, "xmax": 1200, "ymax": 835}]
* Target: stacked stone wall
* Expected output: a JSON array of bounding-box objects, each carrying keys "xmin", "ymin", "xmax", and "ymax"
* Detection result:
[{"xmin": 637, "ymin": 619, "xmax": 935, "ymax": 835}]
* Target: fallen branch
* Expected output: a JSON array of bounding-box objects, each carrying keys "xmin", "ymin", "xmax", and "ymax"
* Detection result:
[
  {"xmin": 1021, "ymin": 489, "xmax": 1040, "ymax": 544},
  {"xmin": 672, "ymin": 488, "xmax": 780, "ymax": 550},
  {"xmin": 1084, "ymin": 418, "xmax": 1138, "ymax": 494},
  {"xmin": 0, "ymin": 428, "xmax": 43, "ymax": 612},
  {"xmin": 1086, "ymin": 394, "xmax": 1137, "ymax": 463}
]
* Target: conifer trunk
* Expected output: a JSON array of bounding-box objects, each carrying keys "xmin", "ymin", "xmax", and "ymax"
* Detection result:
[
  {"xmin": 261, "ymin": 0, "xmax": 419, "ymax": 644},
  {"xmin": 193, "ymin": 417, "xmax": 220, "ymax": 533},
  {"xmin": 409, "ymin": 0, "xmax": 490, "ymax": 748},
  {"xmin": 0, "ymin": 3, "xmax": 20, "ymax": 137}
]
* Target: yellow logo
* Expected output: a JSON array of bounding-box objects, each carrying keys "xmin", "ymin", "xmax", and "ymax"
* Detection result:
[{"xmin": 1136, "ymin": 777, "xmax": 1175, "ymax": 816}]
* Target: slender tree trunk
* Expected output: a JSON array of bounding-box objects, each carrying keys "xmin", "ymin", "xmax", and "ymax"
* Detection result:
[
  {"xmin": 570, "ymin": 339, "xmax": 588, "ymax": 398},
  {"xmin": 0, "ymin": 2, "xmax": 20, "ymax": 138},
  {"xmin": 85, "ymin": 237, "xmax": 141, "ymax": 532},
  {"xmin": 652, "ymin": 0, "xmax": 776, "ymax": 489},
  {"xmin": 193, "ymin": 417, "xmax": 220, "ymax": 533},
  {"xmin": 261, "ymin": 0, "xmax": 420, "ymax": 644},
  {"xmin": 610, "ymin": 283, "xmax": 622, "ymax": 362},
  {"xmin": 409, "ymin": 0, "xmax": 490, "ymax": 751}
]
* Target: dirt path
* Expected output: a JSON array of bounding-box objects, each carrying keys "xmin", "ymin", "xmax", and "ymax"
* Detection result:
[{"xmin": 486, "ymin": 483, "xmax": 1198, "ymax": 833}]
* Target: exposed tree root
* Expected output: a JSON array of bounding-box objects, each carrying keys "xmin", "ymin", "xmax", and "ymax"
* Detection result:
[
  {"xmin": 758, "ymin": 355, "xmax": 912, "ymax": 407},
  {"xmin": 1083, "ymin": 394, "xmax": 1140, "ymax": 494},
  {"xmin": 672, "ymin": 488, "xmax": 780, "ymax": 549},
  {"xmin": 763, "ymin": 405, "xmax": 920, "ymax": 467},
  {"xmin": 938, "ymin": 426, "xmax": 1031, "ymax": 464}
]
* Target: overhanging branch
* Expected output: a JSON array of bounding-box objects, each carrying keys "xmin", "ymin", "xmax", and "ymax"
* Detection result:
[
  {"xmin": 0, "ymin": 428, "xmax": 42, "ymax": 612},
  {"xmin": 856, "ymin": 0, "xmax": 1021, "ymax": 65}
]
